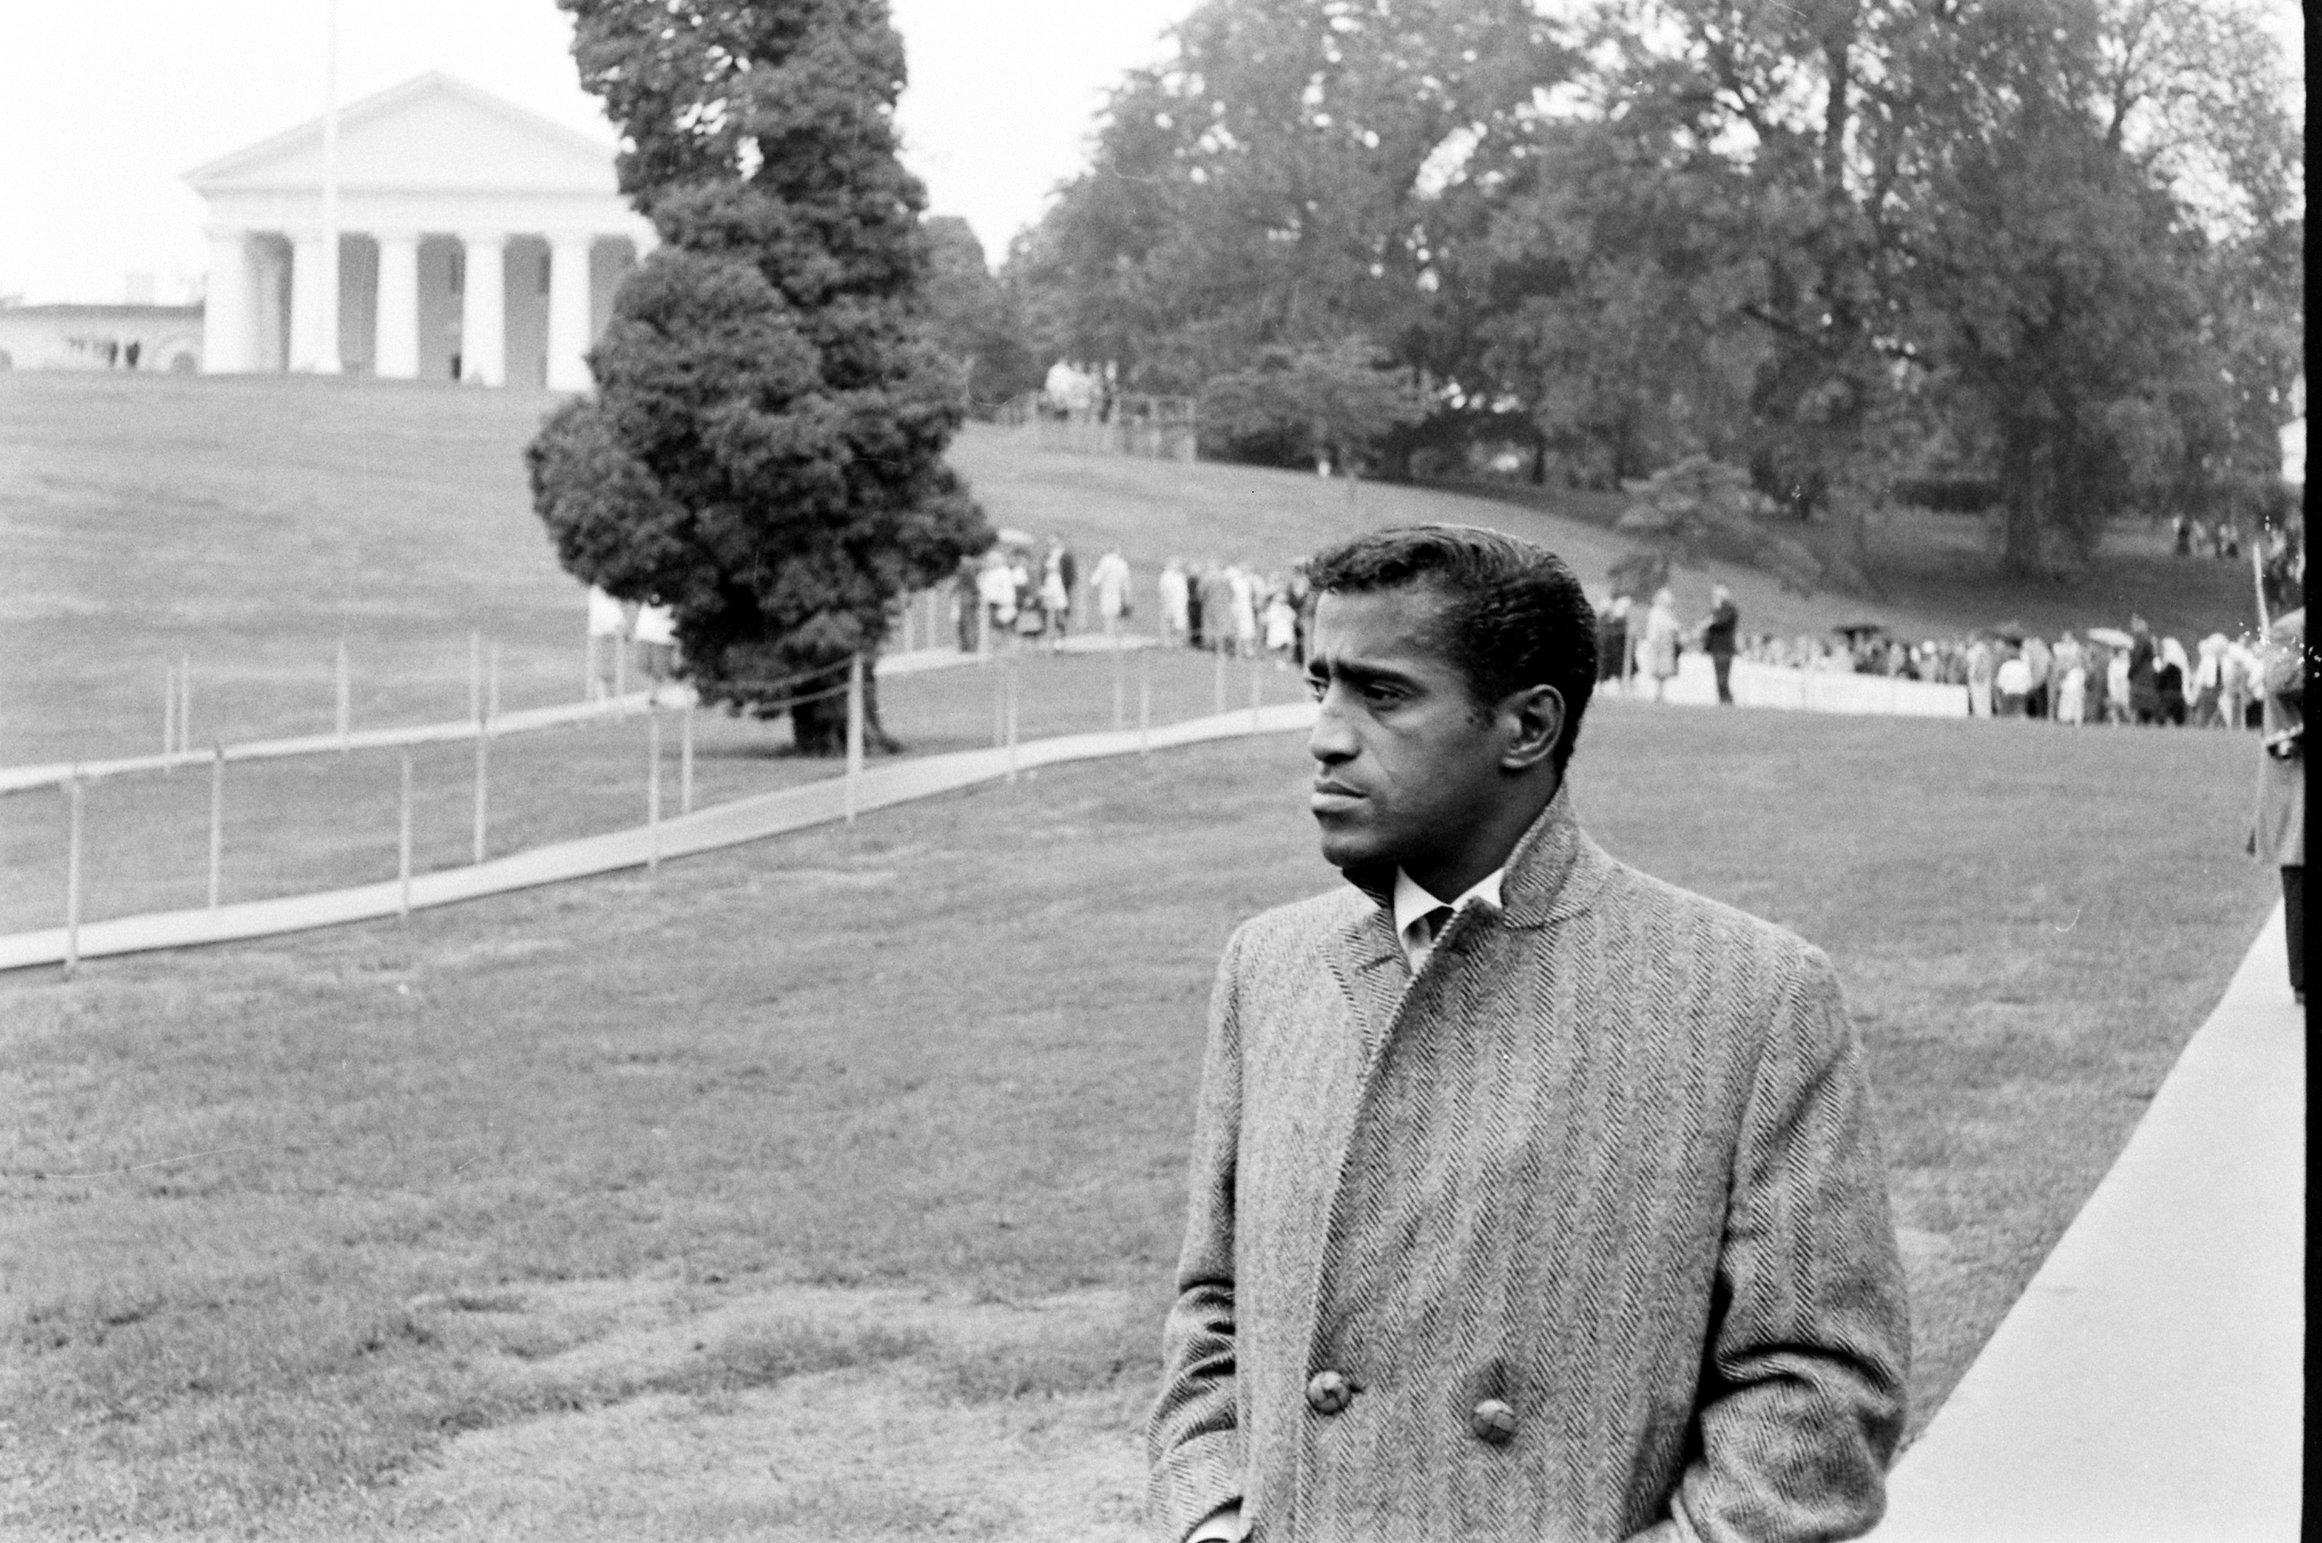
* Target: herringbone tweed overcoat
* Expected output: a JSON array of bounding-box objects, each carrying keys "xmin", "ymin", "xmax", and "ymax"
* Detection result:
[{"xmin": 1147, "ymin": 785, "xmax": 1910, "ymax": 1543}]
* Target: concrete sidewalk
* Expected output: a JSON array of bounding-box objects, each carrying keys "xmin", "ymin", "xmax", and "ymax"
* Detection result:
[{"xmin": 1872, "ymin": 901, "xmax": 2303, "ymax": 1542}]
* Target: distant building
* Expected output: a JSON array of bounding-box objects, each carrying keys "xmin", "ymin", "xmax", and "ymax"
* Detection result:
[
  {"xmin": 184, "ymin": 72, "xmax": 652, "ymax": 389},
  {"xmin": 0, "ymin": 302, "xmax": 203, "ymax": 373}
]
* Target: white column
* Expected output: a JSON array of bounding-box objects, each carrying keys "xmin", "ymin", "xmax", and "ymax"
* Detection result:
[
  {"xmin": 457, "ymin": 232, "xmax": 506, "ymax": 386},
  {"xmin": 201, "ymin": 228, "xmax": 253, "ymax": 373},
  {"xmin": 315, "ymin": 229, "xmax": 342, "ymax": 374},
  {"xmin": 288, "ymin": 231, "xmax": 327, "ymax": 371},
  {"xmin": 373, "ymin": 231, "xmax": 421, "ymax": 380},
  {"xmin": 545, "ymin": 233, "xmax": 595, "ymax": 391}
]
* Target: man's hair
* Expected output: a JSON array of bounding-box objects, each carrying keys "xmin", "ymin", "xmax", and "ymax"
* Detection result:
[{"xmin": 1305, "ymin": 524, "xmax": 1598, "ymax": 773}]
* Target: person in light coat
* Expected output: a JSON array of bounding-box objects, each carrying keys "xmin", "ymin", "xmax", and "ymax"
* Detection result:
[
  {"xmin": 1092, "ymin": 549, "xmax": 1133, "ymax": 636},
  {"xmin": 1160, "ymin": 558, "xmax": 1193, "ymax": 646},
  {"xmin": 1640, "ymin": 587, "xmax": 1682, "ymax": 701},
  {"xmin": 1150, "ymin": 526, "xmax": 1909, "ymax": 1543}
]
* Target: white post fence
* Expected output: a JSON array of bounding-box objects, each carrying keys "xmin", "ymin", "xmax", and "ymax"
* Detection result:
[
  {"xmin": 1004, "ymin": 658, "xmax": 1020, "ymax": 783},
  {"xmin": 471, "ymin": 726, "xmax": 490, "ymax": 865},
  {"xmin": 397, "ymin": 749, "xmax": 413, "ymax": 918},
  {"xmin": 844, "ymin": 652, "xmax": 865, "ymax": 823},
  {"xmin": 63, "ymin": 770, "xmax": 83, "ymax": 977},
  {"xmin": 646, "ymin": 708, "xmax": 663, "ymax": 869},
  {"xmin": 1112, "ymin": 630, "xmax": 1127, "ymax": 729},
  {"xmin": 179, "ymin": 655, "xmax": 192, "ymax": 762},
  {"xmin": 207, "ymin": 742, "xmax": 224, "ymax": 908},
  {"xmin": 468, "ymin": 631, "xmax": 483, "ymax": 724},
  {"xmin": 1138, "ymin": 648, "xmax": 1152, "ymax": 754},
  {"xmin": 680, "ymin": 703, "xmax": 696, "ymax": 815}
]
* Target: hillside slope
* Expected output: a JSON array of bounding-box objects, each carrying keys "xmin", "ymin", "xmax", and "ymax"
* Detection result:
[{"xmin": 1, "ymin": 374, "xmax": 2263, "ymax": 766}]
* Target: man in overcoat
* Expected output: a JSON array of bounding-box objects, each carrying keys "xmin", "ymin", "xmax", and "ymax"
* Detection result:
[{"xmin": 1147, "ymin": 526, "xmax": 1910, "ymax": 1543}]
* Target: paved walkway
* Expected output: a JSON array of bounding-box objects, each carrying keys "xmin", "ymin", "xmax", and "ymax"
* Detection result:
[{"xmin": 1871, "ymin": 900, "xmax": 2302, "ymax": 1542}]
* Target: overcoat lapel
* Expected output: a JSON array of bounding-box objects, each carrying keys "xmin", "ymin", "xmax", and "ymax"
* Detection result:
[{"xmin": 1290, "ymin": 784, "xmax": 1600, "ymax": 1384}]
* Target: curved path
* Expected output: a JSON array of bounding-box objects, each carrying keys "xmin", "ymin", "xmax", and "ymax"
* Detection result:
[{"xmin": 1871, "ymin": 901, "xmax": 2302, "ymax": 1541}]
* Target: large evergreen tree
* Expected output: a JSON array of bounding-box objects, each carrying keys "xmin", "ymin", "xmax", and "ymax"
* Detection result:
[{"xmin": 527, "ymin": 0, "xmax": 991, "ymax": 753}]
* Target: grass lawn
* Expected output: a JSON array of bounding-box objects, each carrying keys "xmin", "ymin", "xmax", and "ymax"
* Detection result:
[
  {"xmin": 0, "ymin": 701, "xmax": 2276, "ymax": 1540},
  {"xmin": 0, "ymin": 370, "xmax": 2283, "ymax": 1537}
]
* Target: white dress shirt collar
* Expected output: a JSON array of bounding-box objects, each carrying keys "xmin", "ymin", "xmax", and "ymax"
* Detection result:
[{"xmin": 1392, "ymin": 866, "xmax": 1506, "ymax": 970}]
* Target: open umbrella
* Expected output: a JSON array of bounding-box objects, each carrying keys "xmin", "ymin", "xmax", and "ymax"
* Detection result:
[
  {"xmin": 2086, "ymin": 626, "xmax": 2135, "ymax": 648},
  {"xmin": 1983, "ymin": 620, "xmax": 2029, "ymax": 644},
  {"xmin": 1830, "ymin": 621, "xmax": 1887, "ymax": 640}
]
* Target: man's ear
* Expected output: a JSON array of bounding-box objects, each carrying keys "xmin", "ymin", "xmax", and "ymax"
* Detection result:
[{"xmin": 1498, "ymin": 685, "xmax": 1565, "ymax": 773}]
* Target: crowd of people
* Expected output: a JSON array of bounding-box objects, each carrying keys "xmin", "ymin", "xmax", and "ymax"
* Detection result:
[
  {"xmin": 951, "ymin": 542, "xmax": 1312, "ymax": 665},
  {"xmin": 1728, "ymin": 619, "xmax": 2285, "ymax": 728},
  {"xmin": 945, "ymin": 531, "xmax": 2304, "ymax": 744},
  {"xmin": 1584, "ymin": 565, "xmax": 2303, "ymax": 731}
]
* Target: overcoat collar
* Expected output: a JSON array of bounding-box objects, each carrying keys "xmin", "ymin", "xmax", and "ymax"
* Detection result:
[{"xmin": 1336, "ymin": 780, "xmax": 1602, "ymax": 976}]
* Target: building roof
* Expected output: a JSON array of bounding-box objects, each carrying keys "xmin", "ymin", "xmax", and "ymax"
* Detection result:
[{"xmin": 184, "ymin": 72, "xmax": 623, "ymax": 196}]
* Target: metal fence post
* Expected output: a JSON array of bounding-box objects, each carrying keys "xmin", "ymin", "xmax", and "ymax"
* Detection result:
[
  {"xmin": 336, "ymin": 637, "xmax": 351, "ymax": 751},
  {"xmin": 179, "ymin": 654, "xmax": 192, "ymax": 759},
  {"xmin": 844, "ymin": 652, "xmax": 865, "ymax": 823},
  {"xmin": 63, "ymin": 770, "xmax": 83, "ymax": 978},
  {"xmin": 992, "ymin": 657, "xmax": 1007, "ymax": 747},
  {"xmin": 471, "ymin": 723, "xmax": 489, "ymax": 864},
  {"xmin": 163, "ymin": 664, "xmax": 177, "ymax": 769},
  {"xmin": 1112, "ymin": 630, "xmax": 1126, "ymax": 730},
  {"xmin": 469, "ymin": 630, "xmax": 483, "ymax": 724},
  {"xmin": 398, "ymin": 748, "xmax": 413, "ymax": 918},
  {"xmin": 207, "ymin": 742, "xmax": 225, "ymax": 907},
  {"xmin": 1005, "ymin": 658, "xmax": 1020, "ymax": 783},
  {"xmin": 647, "ymin": 707, "xmax": 662, "ymax": 869},
  {"xmin": 680, "ymin": 701, "xmax": 696, "ymax": 814}
]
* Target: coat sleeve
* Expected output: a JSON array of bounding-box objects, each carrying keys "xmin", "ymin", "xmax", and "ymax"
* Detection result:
[
  {"xmin": 1145, "ymin": 924, "xmax": 1252, "ymax": 1541},
  {"xmin": 1662, "ymin": 945, "xmax": 1912, "ymax": 1543}
]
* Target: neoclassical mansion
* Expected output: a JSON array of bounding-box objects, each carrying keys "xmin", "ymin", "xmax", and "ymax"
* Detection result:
[{"xmin": 189, "ymin": 73, "xmax": 652, "ymax": 389}]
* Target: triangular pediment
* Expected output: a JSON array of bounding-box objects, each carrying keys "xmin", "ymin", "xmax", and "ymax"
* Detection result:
[{"xmin": 186, "ymin": 73, "xmax": 620, "ymax": 195}]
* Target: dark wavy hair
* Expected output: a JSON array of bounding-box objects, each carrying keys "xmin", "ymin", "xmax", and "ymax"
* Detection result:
[{"xmin": 1305, "ymin": 524, "xmax": 1598, "ymax": 773}]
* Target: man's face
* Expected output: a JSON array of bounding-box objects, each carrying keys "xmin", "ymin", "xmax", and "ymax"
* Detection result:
[{"xmin": 1304, "ymin": 585, "xmax": 1516, "ymax": 884}]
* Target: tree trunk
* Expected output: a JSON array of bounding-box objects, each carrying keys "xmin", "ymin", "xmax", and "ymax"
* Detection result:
[
  {"xmin": 1996, "ymin": 418, "xmax": 2050, "ymax": 579},
  {"xmin": 787, "ymin": 660, "xmax": 903, "ymax": 756}
]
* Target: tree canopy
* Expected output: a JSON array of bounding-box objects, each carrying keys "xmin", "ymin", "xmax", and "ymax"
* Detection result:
[
  {"xmin": 528, "ymin": 0, "xmax": 991, "ymax": 750},
  {"xmin": 1012, "ymin": 0, "xmax": 2303, "ymax": 580}
]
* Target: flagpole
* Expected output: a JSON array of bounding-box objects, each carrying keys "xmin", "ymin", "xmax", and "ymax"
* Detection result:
[{"xmin": 316, "ymin": 0, "xmax": 343, "ymax": 374}]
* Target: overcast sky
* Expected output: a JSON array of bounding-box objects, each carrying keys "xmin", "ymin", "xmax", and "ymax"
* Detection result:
[{"xmin": 0, "ymin": 0, "xmax": 1196, "ymax": 305}]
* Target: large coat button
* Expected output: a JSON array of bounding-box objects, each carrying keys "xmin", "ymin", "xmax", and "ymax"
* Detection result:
[
  {"xmin": 1305, "ymin": 1370, "xmax": 1354, "ymax": 1415},
  {"xmin": 1470, "ymin": 1398, "xmax": 1518, "ymax": 1444}
]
